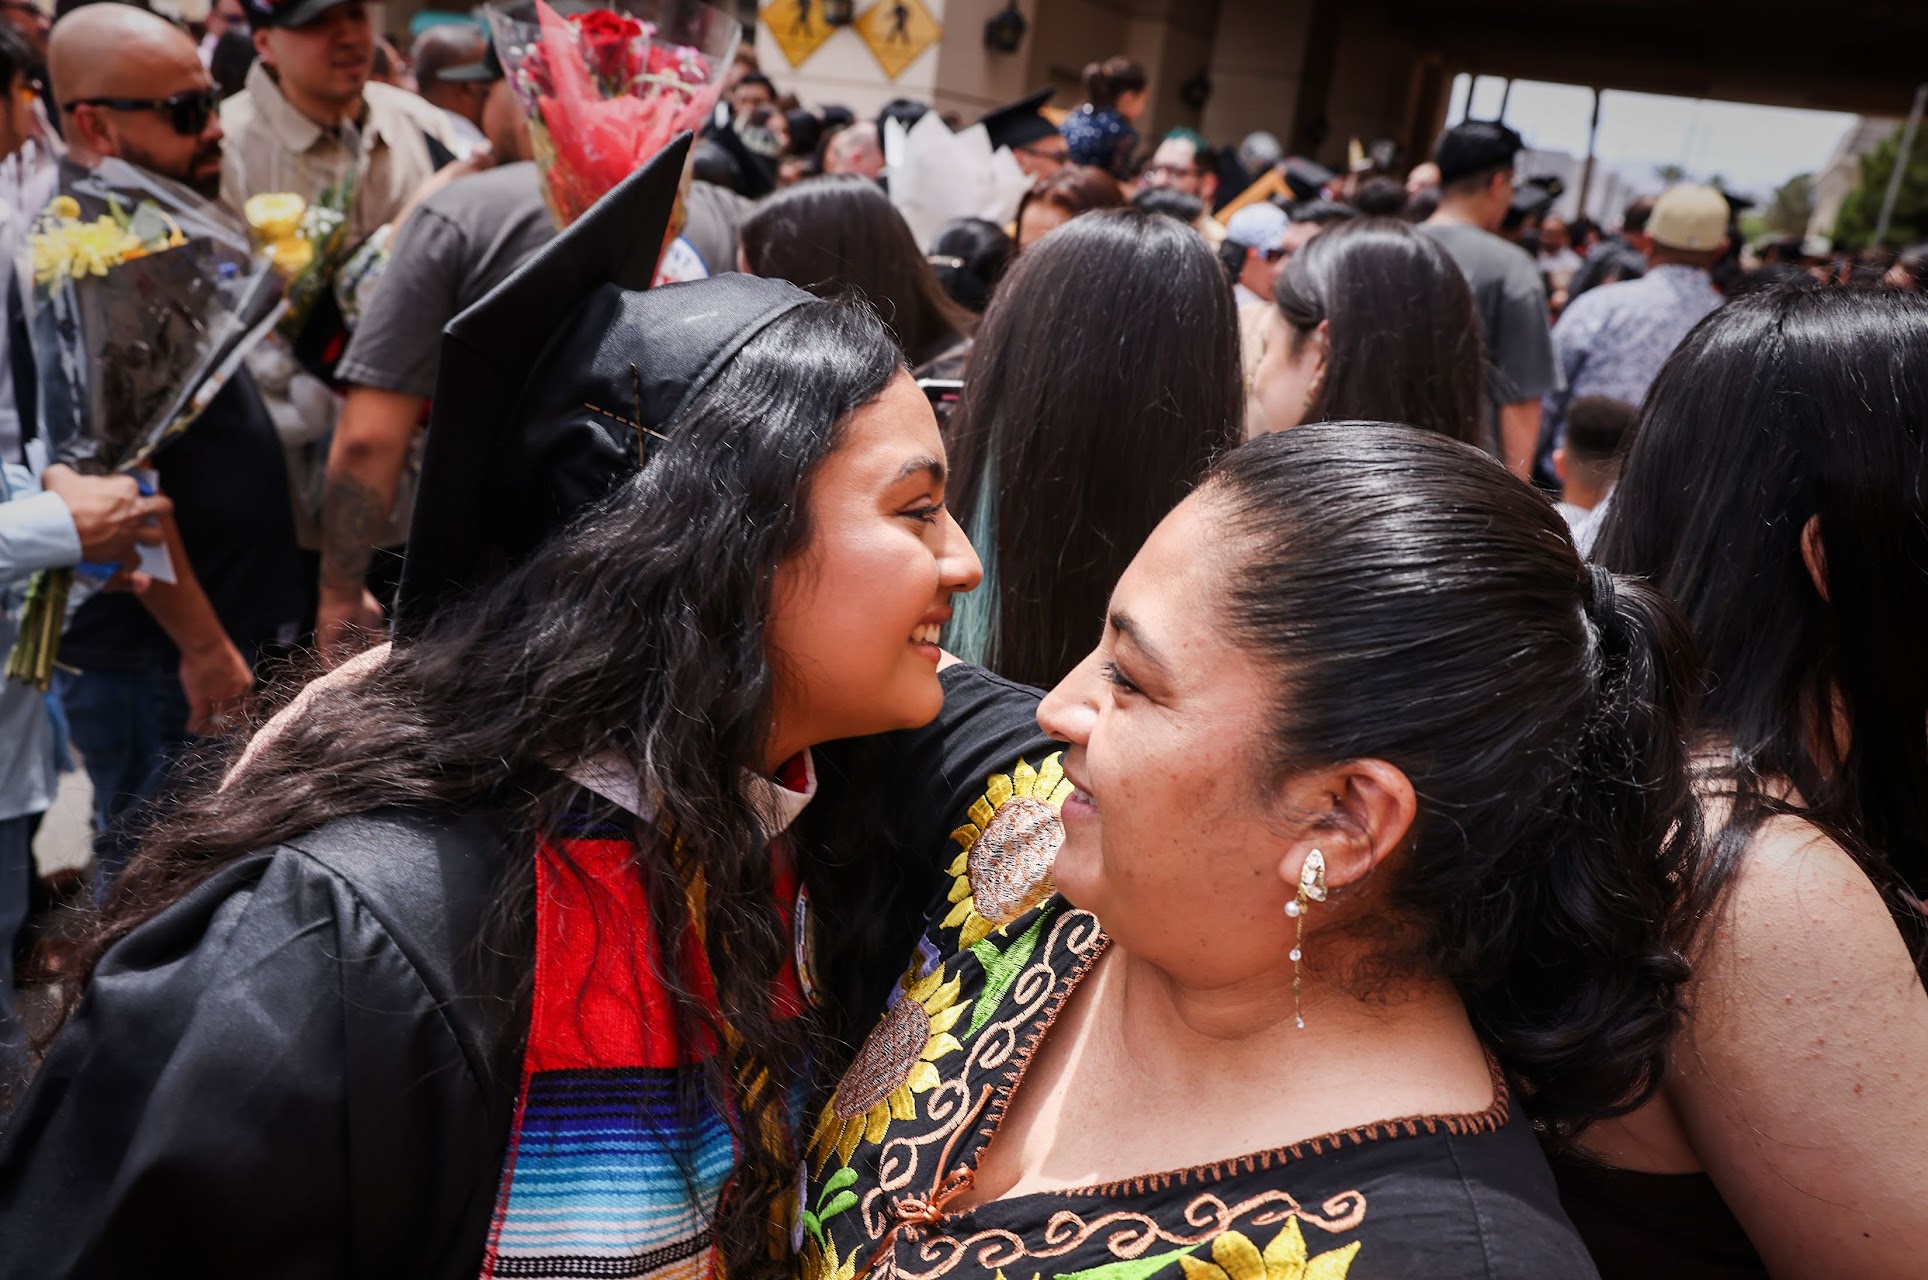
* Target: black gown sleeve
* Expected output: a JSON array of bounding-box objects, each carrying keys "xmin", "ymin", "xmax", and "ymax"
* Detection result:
[
  {"xmin": 806, "ymin": 664, "xmax": 1057, "ymax": 1022},
  {"xmin": 0, "ymin": 832, "xmax": 512, "ymax": 1279}
]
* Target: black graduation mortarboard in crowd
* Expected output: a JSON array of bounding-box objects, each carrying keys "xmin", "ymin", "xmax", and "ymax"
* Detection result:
[
  {"xmin": 979, "ymin": 87, "xmax": 1057, "ymax": 152},
  {"xmin": 394, "ymin": 132, "xmax": 814, "ymax": 638},
  {"xmin": 1281, "ymin": 157, "xmax": 1336, "ymax": 202}
]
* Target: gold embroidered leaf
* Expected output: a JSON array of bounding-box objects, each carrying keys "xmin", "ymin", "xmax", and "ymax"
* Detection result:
[
  {"xmin": 1012, "ymin": 757, "xmax": 1039, "ymax": 798},
  {"xmin": 927, "ymin": 999, "xmax": 967, "ymax": 1036},
  {"xmin": 1209, "ymin": 1230, "xmax": 1267, "ymax": 1280},
  {"xmin": 1302, "ymin": 1241, "xmax": 1359, "ymax": 1280},
  {"xmin": 1263, "ymin": 1219, "xmax": 1307, "ymax": 1271}
]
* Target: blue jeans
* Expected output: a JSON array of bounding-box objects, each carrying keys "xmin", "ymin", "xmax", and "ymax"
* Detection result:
[
  {"xmin": 54, "ymin": 664, "xmax": 191, "ymax": 902},
  {"xmin": 0, "ymin": 815, "xmax": 32, "ymax": 1087}
]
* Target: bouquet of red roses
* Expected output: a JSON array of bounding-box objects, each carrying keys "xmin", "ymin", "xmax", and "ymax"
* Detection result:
[{"xmin": 488, "ymin": 0, "xmax": 737, "ymax": 229}]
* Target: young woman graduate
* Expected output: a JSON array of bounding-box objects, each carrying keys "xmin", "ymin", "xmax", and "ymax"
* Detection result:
[{"xmin": 0, "ymin": 137, "xmax": 1058, "ymax": 1280}]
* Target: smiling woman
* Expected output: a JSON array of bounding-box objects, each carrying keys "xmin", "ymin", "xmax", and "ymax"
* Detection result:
[
  {"xmin": 805, "ymin": 423, "xmax": 1705, "ymax": 1280},
  {"xmin": 0, "ymin": 163, "xmax": 999, "ymax": 1280}
]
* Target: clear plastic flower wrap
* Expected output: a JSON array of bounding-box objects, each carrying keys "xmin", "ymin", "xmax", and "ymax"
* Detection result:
[
  {"xmin": 6, "ymin": 156, "xmax": 285, "ymax": 690},
  {"xmin": 488, "ymin": 0, "xmax": 737, "ymax": 230}
]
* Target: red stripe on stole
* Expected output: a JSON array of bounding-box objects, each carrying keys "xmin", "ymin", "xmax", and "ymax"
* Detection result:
[{"xmin": 526, "ymin": 836, "xmax": 806, "ymax": 1072}]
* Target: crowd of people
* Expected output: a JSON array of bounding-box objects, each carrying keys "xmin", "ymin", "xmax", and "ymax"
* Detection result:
[{"xmin": 0, "ymin": 10, "xmax": 1923, "ymax": 1280}]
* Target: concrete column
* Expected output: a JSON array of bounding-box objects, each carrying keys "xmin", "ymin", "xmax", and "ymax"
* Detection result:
[{"xmin": 1199, "ymin": 0, "xmax": 1314, "ymax": 154}]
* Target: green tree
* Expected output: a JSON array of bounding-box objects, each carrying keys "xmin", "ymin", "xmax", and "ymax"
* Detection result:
[
  {"xmin": 1655, "ymin": 162, "xmax": 1688, "ymax": 184},
  {"xmin": 1833, "ymin": 126, "xmax": 1928, "ymax": 249},
  {"xmin": 1763, "ymin": 172, "xmax": 1817, "ymax": 237}
]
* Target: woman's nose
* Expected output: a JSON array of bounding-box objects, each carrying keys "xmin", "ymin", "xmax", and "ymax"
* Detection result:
[
  {"xmin": 1037, "ymin": 652, "xmax": 1100, "ymax": 745},
  {"xmin": 939, "ymin": 508, "xmax": 983, "ymax": 592}
]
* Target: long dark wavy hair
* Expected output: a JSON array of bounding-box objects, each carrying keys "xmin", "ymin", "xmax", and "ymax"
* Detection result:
[
  {"xmin": 51, "ymin": 299, "xmax": 912, "ymax": 1280},
  {"xmin": 947, "ymin": 206, "xmax": 1242, "ymax": 688},
  {"xmin": 1593, "ymin": 286, "xmax": 1928, "ymax": 966},
  {"xmin": 741, "ymin": 175, "xmax": 974, "ymax": 368},
  {"xmin": 1272, "ymin": 217, "xmax": 1485, "ymax": 445},
  {"xmin": 1209, "ymin": 425, "xmax": 1702, "ymax": 1142}
]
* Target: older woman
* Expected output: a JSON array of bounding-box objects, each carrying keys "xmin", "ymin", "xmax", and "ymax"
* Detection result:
[{"xmin": 801, "ymin": 424, "xmax": 1701, "ymax": 1280}]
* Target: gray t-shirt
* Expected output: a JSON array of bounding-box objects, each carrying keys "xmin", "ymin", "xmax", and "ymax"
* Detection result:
[
  {"xmin": 1421, "ymin": 220, "xmax": 1561, "ymax": 405},
  {"xmin": 337, "ymin": 161, "xmax": 555, "ymax": 398}
]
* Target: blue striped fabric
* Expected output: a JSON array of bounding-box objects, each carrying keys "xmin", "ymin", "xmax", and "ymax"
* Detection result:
[{"xmin": 485, "ymin": 1068, "xmax": 738, "ymax": 1277}]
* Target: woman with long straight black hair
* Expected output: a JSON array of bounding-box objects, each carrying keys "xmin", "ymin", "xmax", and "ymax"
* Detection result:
[
  {"xmin": 944, "ymin": 205, "xmax": 1243, "ymax": 689},
  {"xmin": 1246, "ymin": 217, "xmax": 1486, "ymax": 446},
  {"xmin": 740, "ymin": 175, "xmax": 975, "ymax": 371},
  {"xmin": 1576, "ymin": 285, "xmax": 1928, "ymax": 1277}
]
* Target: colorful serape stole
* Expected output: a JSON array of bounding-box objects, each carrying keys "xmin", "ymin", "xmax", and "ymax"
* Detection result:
[{"xmin": 480, "ymin": 756, "xmax": 815, "ymax": 1280}]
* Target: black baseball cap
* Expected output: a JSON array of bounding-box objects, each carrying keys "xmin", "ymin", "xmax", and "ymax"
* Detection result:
[
  {"xmin": 1433, "ymin": 120, "xmax": 1524, "ymax": 186},
  {"xmin": 244, "ymin": 0, "xmax": 352, "ymax": 31}
]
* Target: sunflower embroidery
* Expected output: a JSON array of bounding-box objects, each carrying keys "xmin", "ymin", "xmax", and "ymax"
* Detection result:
[
  {"xmin": 810, "ymin": 963, "xmax": 970, "ymax": 1170},
  {"xmin": 1179, "ymin": 1219, "xmax": 1359, "ymax": 1280},
  {"xmin": 800, "ymin": 1230, "xmax": 858, "ymax": 1280},
  {"xmin": 942, "ymin": 754, "xmax": 1073, "ymax": 948}
]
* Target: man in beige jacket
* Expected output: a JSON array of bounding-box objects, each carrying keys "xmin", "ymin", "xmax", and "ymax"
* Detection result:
[{"xmin": 221, "ymin": 0, "xmax": 451, "ymax": 248}]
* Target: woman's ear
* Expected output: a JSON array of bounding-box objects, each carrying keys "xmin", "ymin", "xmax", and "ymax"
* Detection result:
[
  {"xmin": 1275, "ymin": 758, "xmax": 1416, "ymax": 897},
  {"xmin": 1801, "ymin": 513, "xmax": 1830, "ymax": 604}
]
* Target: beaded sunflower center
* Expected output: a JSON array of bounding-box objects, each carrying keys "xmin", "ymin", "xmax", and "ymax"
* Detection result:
[
  {"xmin": 833, "ymin": 994, "xmax": 932, "ymax": 1118},
  {"xmin": 969, "ymin": 796, "xmax": 1063, "ymax": 925}
]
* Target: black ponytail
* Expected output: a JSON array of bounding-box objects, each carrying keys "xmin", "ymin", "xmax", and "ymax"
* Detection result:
[
  {"xmin": 1468, "ymin": 567, "xmax": 1698, "ymax": 1140},
  {"xmin": 1208, "ymin": 425, "xmax": 1701, "ymax": 1143},
  {"xmin": 1081, "ymin": 56, "xmax": 1146, "ymax": 110}
]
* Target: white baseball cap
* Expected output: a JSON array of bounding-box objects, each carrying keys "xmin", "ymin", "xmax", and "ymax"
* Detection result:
[
  {"xmin": 1648, "ymin": 183, "xmax": 1730, "ymax": 252},
  {"xmin": 1225, "ymin": 202, "xmax": 1289, "ymax": 252}
]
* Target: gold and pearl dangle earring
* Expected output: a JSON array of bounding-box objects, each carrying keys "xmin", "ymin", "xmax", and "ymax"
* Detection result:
[{"xmin": 1286, "ymin": 848, "xmax": 1327, "ymax": 1029}]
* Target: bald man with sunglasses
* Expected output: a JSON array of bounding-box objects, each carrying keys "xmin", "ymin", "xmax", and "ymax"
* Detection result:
[{"xmin": 52, "ymin": 7, "xmax": 224, "ymax": 199}]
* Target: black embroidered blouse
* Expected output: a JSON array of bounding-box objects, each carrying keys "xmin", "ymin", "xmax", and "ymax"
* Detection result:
[{"xmin": 800, "ymin": 672, "xmax": 1601, "ymax": 1280}]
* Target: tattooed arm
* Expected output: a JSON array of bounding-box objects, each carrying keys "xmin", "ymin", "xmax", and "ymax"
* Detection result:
[{"xmin": 318, "ymin": 387, "xmax": 424, "ymax": 664}]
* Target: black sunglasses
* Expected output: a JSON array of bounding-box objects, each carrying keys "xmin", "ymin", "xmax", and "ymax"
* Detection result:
[{"xmin": 65, "ymin": 87, "xmax": 219, "ymax": 136}]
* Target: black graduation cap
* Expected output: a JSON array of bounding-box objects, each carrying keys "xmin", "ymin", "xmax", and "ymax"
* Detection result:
[
  {"xmin": 394, "ymin": 132, "xmax": 813, "ymax": 638},
  {"xmin": 979, "ymin": 87, "xmax": 1057, "ymax": 152},
  {"xmin": 1281, "ymin": 157, "xmax": 1336, "ymax": 202}
]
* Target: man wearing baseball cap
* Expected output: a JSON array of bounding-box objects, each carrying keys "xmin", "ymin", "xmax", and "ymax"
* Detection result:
[
  {"xmin": 1223, "ymin": 202, "xmax": 1290, "ymax": 308},
  {"xmin": 1538, "ymin": 182, "xmax": 1729, "ymax": 486},
  {"xmin": 220, "ymin": 0, "xmax": 453, "ymax": 250},
  {"xmin": 1420, "ymin": 119, "xmax": 1560, "ymax": 478},
  {"xmin": 410, "ymin": 23, "xmax": 491, "ymax": 159}
]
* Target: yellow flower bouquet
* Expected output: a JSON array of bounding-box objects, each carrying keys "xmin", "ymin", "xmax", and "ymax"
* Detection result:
[
  {"xmin": 242, "ymin": 168, "xmax": 354, "ymax": 344},
  {"xmin": 5, "ymin": 157, "xmax": 285, "ymax": 689}
]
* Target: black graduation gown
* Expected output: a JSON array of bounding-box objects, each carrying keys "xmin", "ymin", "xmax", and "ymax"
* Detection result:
[
  {"xmin": 0, "ymin": 812, "xmax": 528, "ymax": 1279},
  {"xmin": 0, "ymin": 666, "xmax": 1056, "ymax": 1279}
]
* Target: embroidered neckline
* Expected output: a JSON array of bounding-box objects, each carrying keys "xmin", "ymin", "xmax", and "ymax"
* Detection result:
[{"xmin": 957, "ymin": 904, "xmax": 1513, "ymax": 1207}]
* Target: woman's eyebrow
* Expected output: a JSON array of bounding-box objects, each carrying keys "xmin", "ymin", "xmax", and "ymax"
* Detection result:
[
  {"xmin": 891, "ymin": 456, "xmax": 946, "ymax": 486},
  {"xmin": 1109, "ymin": 609, "xmax": 1172, "ymax": 678}
]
